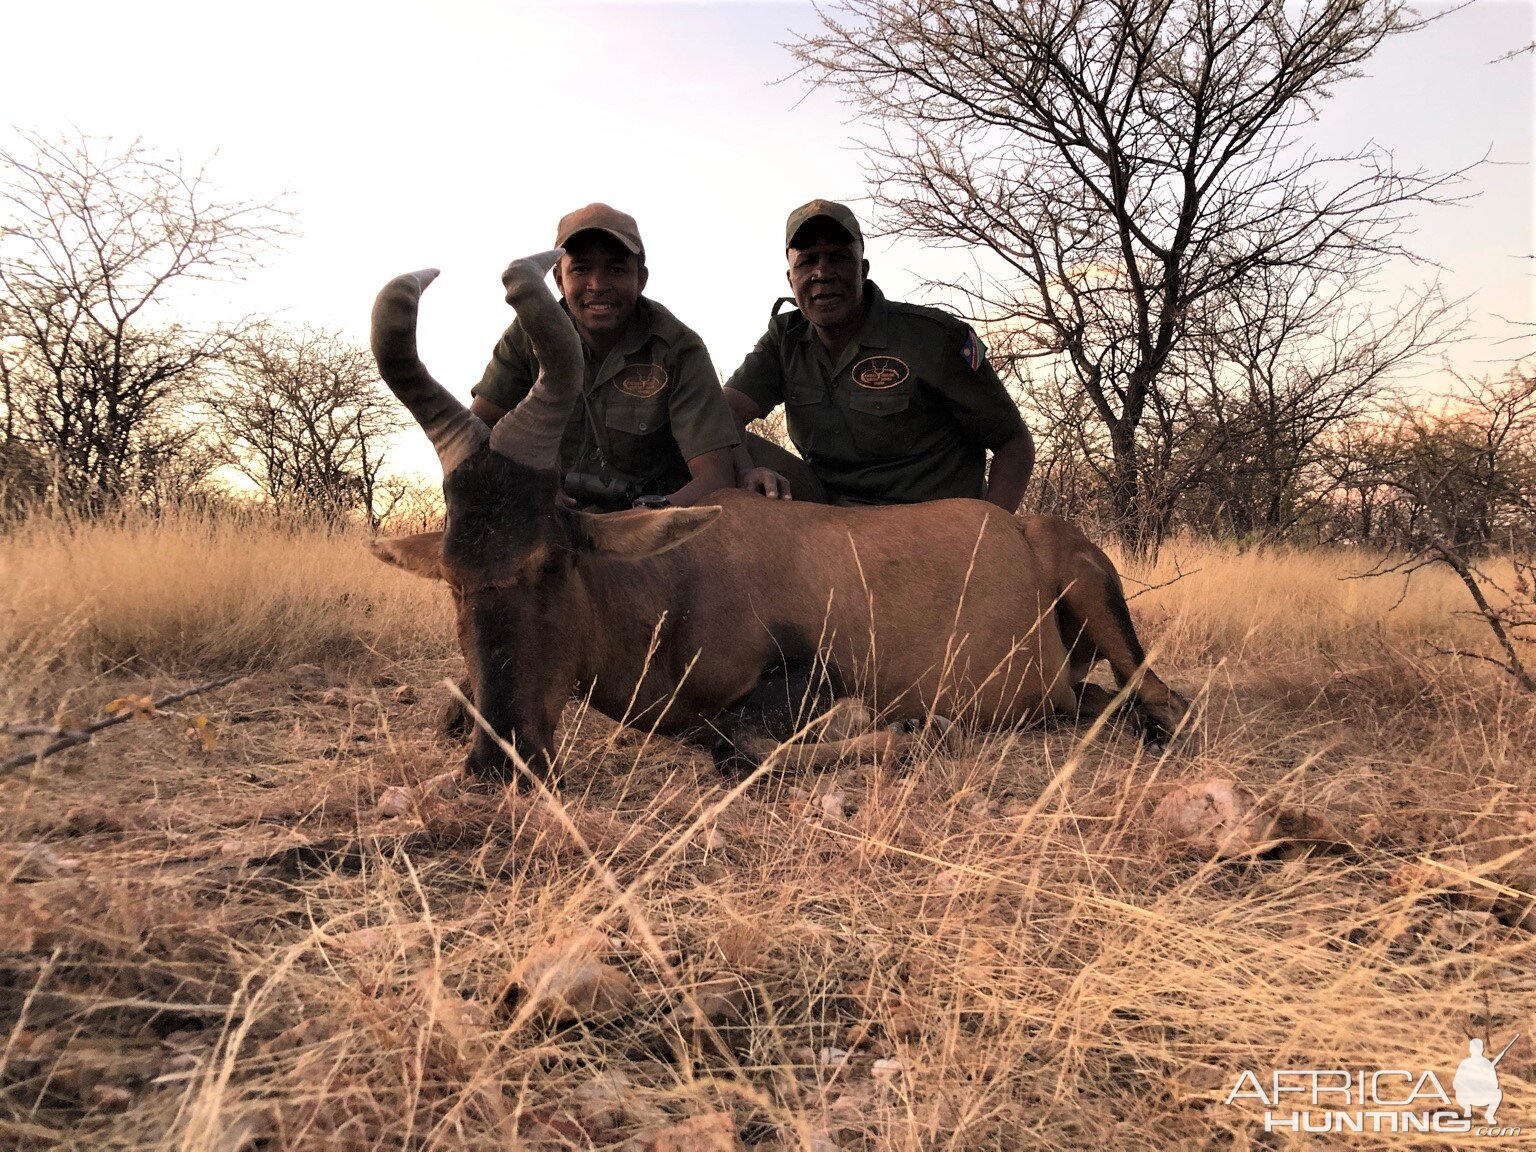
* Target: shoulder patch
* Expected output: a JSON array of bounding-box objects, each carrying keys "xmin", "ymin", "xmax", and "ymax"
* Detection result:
[
  {"xmin": 960, "ymin": 330, "xmax": 985, "ymax": 372},
  {"xmin": 851, "ymin": 354, "xmax": 911, "ymax": 390},
  {"xmin": 614, "ymin": 363, "xmax": 669, "ymax": 399}
]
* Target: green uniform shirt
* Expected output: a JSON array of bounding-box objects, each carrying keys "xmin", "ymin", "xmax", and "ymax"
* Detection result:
[
  {"xmin": 725, "ymin": 282, "xmax": 1025, "ymax": 505},
  {"xmin": 471, "ymin": 297, "xmax": 739, "ymax": 493}
]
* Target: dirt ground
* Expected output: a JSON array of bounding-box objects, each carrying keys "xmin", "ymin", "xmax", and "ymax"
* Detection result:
[{"xmin": 3, "ymin": 645, "xmax": 1535, "ymax": 1150}]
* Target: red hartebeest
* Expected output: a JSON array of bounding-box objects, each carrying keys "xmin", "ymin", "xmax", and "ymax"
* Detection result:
[{"xmin": 370, "ymin": 252, "xmax": 1186, "ymax": 782}]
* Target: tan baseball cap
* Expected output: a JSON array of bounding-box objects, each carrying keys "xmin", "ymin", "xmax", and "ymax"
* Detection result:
[
  {"xmin": 785, "ymin": 199, "xmax": 863, "ymax": 248},
  {"xmin": 554, "ymin": 203, "xmax": 644, "ymax": 257}
]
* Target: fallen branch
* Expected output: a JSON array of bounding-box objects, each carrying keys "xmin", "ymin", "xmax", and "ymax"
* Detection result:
[
  {"xmin": 1, "ymin": 673, "xmax": 246, "ymax": 772},
  {"xmin": 1123, "ymin": 556, "xmax": 1201, "ymax": 602}
]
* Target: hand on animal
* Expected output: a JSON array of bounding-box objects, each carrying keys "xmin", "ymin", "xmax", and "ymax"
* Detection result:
[{"xmin": 740, "ymin": 467, "xmax": 792, "ymax": 500}]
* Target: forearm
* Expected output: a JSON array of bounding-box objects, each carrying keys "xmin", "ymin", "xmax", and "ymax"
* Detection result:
[
  {"xmin": 723, "ymin": 387, "xmax": 767, "ymax": 482},
  {"xmin": 667, "ymin": 447, "xmax": 736, "ymax": 507},
  {"xmin": 730, "ymin": 443, "xmax": 757, "ymax": 481},
  {"xmin": 983, "ymin": 429, "xmax": 1035, "ymax": 513}
]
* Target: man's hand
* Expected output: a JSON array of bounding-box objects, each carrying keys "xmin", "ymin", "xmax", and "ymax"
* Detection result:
[{"xmin": 740, "ymin": 467, "xmax": 792, "ymax": 499}]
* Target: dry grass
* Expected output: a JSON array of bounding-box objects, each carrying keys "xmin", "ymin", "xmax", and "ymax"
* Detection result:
[{"xmin": 2, "ymin": 509, "xmax": 1533, "ymax": 1150}]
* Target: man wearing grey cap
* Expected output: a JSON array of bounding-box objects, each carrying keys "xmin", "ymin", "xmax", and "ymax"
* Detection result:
[
  {"xmin": 725, "ymin": 199, "xmax": 1034, "ymax": 510},
  {"xmin": 470, "ymin": 203, "xmax": 739, "ymax": 509}
]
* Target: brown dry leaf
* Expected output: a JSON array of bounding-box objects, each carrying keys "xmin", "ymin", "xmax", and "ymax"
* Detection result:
[
  {"xmin": 503, "ymin": 929, "xmax": 641, "ymax": 1027},
  {"xmin": 104, "ymin": 693, "xmax": 156, "ymax": 719},
  {"xmin": 184, "ymin": 713, "xmax": 218, "ymax": 752}
]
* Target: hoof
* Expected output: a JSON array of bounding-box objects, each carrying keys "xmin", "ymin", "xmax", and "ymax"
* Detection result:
[
  {"xmin": 710, "ymin": 735, "xmax": 760, "ymax": 779},
  {"xmin": 888, "ymin": 714, "xmax": 960, "ymax": 758},
  {"xmin": 890, "ymin": 718, "xmax": 958, "ymax": 761}
]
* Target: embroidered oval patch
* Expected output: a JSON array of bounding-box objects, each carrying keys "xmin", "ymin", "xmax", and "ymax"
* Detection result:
[
  {"xmin": 613, "ymin": 363, "xmax": 669, "ymax": 399},
  {"xmin": 850, "ymin": 354, "xmax": 910, "ymax": 390}
]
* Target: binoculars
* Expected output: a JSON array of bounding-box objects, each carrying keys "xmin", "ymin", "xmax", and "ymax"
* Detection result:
[{"xmin": 562, "ymin": 471, "xmax": 647, "ymax": 511}]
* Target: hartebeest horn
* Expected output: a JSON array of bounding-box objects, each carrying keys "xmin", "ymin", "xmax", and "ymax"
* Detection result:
[
  {"xmin": 371, "ymin": 268, "xmax": 489, "ymax": 476},
  {"xmin": 487, "ymin": 249, "xmax": 583, "ymax": 471}
]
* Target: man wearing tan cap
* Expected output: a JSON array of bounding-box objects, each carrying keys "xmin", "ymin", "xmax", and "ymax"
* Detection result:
[
  {"xmin": 469, "ymin": 203, "xmax": 738, "ymax": 509},
  {"xmin": 724, "ymin": 199, "xmax": 1034, "ymax": 510}
]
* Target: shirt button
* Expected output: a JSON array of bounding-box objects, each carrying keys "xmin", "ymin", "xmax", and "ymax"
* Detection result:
[{"xmin": 639, "ymin": 421, "xmax": 648, "ymax": 431}]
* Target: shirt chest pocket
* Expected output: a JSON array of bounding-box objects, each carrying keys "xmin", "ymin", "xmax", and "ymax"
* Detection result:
[
  {"xmin": 604, "ymin": 399, "xmax": 668, "ymax": 437},
  {"xmin": 841, "ymin": 389, "xmax": 924, "ymax": 459},
  {"xmin": 844, "ymin": 392, "xmax": 912, "ymax": 418}
]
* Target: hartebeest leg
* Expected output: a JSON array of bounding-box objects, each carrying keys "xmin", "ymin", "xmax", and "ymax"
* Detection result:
[
  {"xmin": 710, "ymin": 659, "xmax": 845, "ymax": 774},
  {"xmin": 713, "ymin": 698, "xmax": 956, "ymax": 776},
  {"xmin": 1046, "ymin": 531, "xmax": 1189, "ymax": 742}
]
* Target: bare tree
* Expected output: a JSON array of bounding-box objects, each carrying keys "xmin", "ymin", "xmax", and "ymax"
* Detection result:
[
  {"xmin": 216, "ymin": 323, "xmax": 407, "ymax": 527},
  {"xmin": 0, "ymin": 131, "xmax": 286, "ymax": 510},
  {"xmin": 1181, "ymin": 269, "xmax": 1457, "ymax": 541},
  {"xmin": 1345, "ymin": 367, "xmax": 1536, "ymax": 691},
  {"xmin": 1365, "ymin": 367, "xmax": 1536, "ymax": 553},
  {"xmin": 794, "ymin": 0, "xmax": 1465, "ymax": 549}
]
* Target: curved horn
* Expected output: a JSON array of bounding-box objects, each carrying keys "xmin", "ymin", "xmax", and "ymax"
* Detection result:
[
  {"xmin": 487, "ymin": 249, "xmax": 583, "ymax": 471},
  {"xmin": 371, "ymin": 269, "xmax": 488, "ymax": 476}
]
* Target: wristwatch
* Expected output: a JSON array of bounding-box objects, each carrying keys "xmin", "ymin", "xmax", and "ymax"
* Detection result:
[{"xmin": 633, "ymin": 495, "xmax": 671, "ymax": 510}]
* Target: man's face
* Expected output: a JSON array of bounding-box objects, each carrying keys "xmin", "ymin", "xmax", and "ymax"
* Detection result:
[
  {"xmin": 787, "ymin": 222, "xmax": 868, "ymax": 331},
  {"xmin": 553, "ymin": 232, "xmax": 648, "ymax": 343}
]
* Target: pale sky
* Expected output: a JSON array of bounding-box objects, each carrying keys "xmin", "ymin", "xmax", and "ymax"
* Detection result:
[{"xmin": 3, "ymin": 0, "xmax": 1531, "ymax": 480}]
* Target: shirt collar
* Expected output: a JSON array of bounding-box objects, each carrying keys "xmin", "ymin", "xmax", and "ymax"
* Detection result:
[
  {"xmin": 566, "ymin": 297, "xmax": 653, "ymax": 363},
  {"xmin": 794, "ymin": 279, "xmax": 889, "ymax": 350}
]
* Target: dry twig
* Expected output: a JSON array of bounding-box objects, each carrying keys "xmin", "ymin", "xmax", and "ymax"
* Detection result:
[{"xmin": 1, "ymin": 673, "xmax": 245, "ymax": 771}]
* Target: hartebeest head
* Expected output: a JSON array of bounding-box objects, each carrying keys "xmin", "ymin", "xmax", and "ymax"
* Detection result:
[{"xmin": 369, "ymin": 252, "xmax": 719, "ymax": 781}]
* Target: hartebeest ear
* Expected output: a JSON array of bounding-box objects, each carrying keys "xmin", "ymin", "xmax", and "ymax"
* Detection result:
[
  {"xmin": 370, "ymin": 531, "xmax": 446, "ymax": 580},
  {"xmin": 576, "ymin": 505, "xmax": 721, "ymax": 560}
]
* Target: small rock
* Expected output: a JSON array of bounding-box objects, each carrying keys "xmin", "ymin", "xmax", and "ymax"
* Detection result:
[
  {"xmin": 376, "ymin": 786, "xmax": 416, "ymax": 819},
  {"xmin": 286, "ymin": 664, "xmax": 327, "ymax": 691},
  {"xmin": 571, "ymin": 1070, "xmax": 632, "ymax": 1139},
  {"xmin": 676, "ymin": 974, "xmax": 752, "ymax": 1030},
  {"xmin": 1150, "ymin": 778, "xmax": 1270, "ymax": 859},
  {"xmin": 422, "ymin": 770, "xmax": 460, "ymax": 800},
  {"xmin": 818, "ymin": 1046, "xmax": 849, "ymax": 1067},
  {"xmin": 321, "ymin": 688, "xmax": 348, "ymax": 707},
  {"xmin": 391, "ymin": 685, "xmax": 418, "ymax": 705},
  {"xmin": 871, "ymin": 1057, "xmax": 904, "ymax": 1082},
  {"xmin": 627, "ymin": 1112, "xmax": 742, "ymax": 1152},
  {"xmin": 502, "ymin": 930, "xmax": 641, "ymax": 1026},
  {"xmin": 820, "ymin": 791, "xmax": 848, "ymax": 822}
]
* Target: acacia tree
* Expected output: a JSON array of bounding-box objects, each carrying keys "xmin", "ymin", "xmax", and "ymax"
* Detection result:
[
  {"xmin": 0, "ymin": 132, "xmax": 286, "ymax": 510},
  {"xmin": 216, "ymin": 324, "xmax": 407, "ymax": 526},
  {"xmin": 794, "ymin": 0, "xmax": 1462, "ymax": 549}
]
